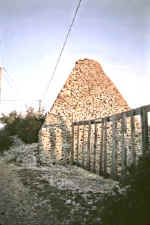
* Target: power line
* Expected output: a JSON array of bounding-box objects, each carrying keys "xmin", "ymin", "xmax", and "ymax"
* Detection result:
[
  {"xmin": 1, "ymin": 67, "xmax": 41, "ymax": 106},
  {"xmin": 3, "ymin": 72, "xmax": 14, "ymax": 89},
  {"xmin": 42, "ymin": 0, "xmax": 83, "ymax": 101},
  {"xmin": 3, "ymin": 67, "xmax": 16, "ymax": 87},
  {"xmin": 3, "ymin": 66, "xmax": 24, "ymax": 99}
]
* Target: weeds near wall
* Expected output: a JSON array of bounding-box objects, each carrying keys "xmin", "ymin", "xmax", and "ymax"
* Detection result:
[
  {"xmin": 0, "ymin": 129, "xmax": 14, "ymax": 152},
  {"xmin": 96, "ymin": 151, "xmax": 150, "ymax": 225},
  {"xmin": 0, "ymin": 107, "xmax": 45, "ymax": 152}
]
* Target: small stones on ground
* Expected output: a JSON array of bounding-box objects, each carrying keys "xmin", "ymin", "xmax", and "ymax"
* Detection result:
[
  {"xmin": 65, "ymin": 199, "xmax": 72, "ymax": 204},
  {"xmin": 85, "ymin": 211, "xmax": 89, "ymax": 215},
  {"xmin": 88, "ymin": 200, "xmax": 93, "ymax": 205},
  {"xmin": 0, "ymin": 139, "xmax": 121, "ymax": 225},
  {"xmin": 92, "ymin": 205, "xmax": 97, "ymax": 210}
]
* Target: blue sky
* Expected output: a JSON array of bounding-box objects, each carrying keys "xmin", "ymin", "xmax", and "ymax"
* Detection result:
[{"xmin": 0, "ymin": 0, "xmax": 149, "ymax": 114}]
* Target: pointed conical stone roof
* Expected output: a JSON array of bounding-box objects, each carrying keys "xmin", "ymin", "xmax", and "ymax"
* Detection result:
[
  {"xmin": 47, "ymin": 58, "xmax": 129, "ymax": 123},
  {"xmin": 39, "ymin": 59, "xmax": 130, "ymax": 163}
]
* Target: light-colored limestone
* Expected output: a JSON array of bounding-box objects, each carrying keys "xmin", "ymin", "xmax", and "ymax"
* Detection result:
[{"xmin": 39, "ymin": 59, "xmax": 130, "ymax": 165}]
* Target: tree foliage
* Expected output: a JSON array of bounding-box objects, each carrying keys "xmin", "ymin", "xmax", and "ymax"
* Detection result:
[
  {"xmin": 0, "ymin": 107, "xmax": 45, "ymax": 150},
  {"xmin": 0, "ymin": 129, "xmax": 14, "ymax": 152}
]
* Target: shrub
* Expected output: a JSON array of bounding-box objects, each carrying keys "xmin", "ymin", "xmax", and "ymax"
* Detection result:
[
  {"xmin": 0, "ymin": 129, "xmax": 14, "ymax": 152},
  {"xmin": 0, "ymin": 111, "xmax": 22, "ymax": 136},
  {"xmin": 99, "ymin": 151, "xmax": 150, "ymax": 225},
  {"xmin": 0, "ymin": 108, "xmax": 45, "ymax": 144},
  {"xmin": 17, "ymin": 116, "xmax": 44, "ymax": 144}
]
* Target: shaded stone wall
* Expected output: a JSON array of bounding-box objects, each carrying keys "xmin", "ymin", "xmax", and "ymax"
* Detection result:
[
  {"xmin": 72, "ymin": 113, "xmax": 142, "ymax": 178},
  {"xmin": 39, "ymin": 59, "xmax": 130, "ymax": 165}
]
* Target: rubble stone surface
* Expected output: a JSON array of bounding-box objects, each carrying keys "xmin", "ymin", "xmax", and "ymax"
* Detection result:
[
  {"xmin": 39, "ymin": 59, "xmax": 130, "ymax": 165},
  {"xmin": 0, "ymin": 142, "xmax": 120, "ymax": 225}
]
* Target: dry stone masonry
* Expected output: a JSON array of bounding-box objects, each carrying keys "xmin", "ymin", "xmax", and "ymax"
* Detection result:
[{"xmin": 39, "ymin": 58, "xmax": 130, "ymax": 166}]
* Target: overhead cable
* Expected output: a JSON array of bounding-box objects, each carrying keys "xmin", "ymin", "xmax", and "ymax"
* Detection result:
[
  {"xmin": 42, "ymin": 0, "xmax": 83, "ymax": 100},
  {"xmin": 3, "ymin": 72, "xmax": 14, "ymax": 89},
  {"xmin": 3, "ymin": 67, "xmax": 16, "ymax": 87}
]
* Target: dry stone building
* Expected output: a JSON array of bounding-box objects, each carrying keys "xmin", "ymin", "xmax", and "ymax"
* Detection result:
[{"xmin": 39, "ymin": 59, "xmax": 130, "ymax": 165}]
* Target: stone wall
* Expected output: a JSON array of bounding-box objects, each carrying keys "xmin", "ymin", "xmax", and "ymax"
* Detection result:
[{"xmin": 39, "ymin": 59, "xmax": 130, "ymax": 165}]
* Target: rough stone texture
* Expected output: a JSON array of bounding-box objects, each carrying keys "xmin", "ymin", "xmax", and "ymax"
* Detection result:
[
  {"xmin": 0, "ymin": 159, "xmax": 119, "ymax": 225},
  {"xmin": 39, "ymin": 59, "xmax": 130, "ymax": 165},
  {"xmin": 1, "ymin": 136, "xmax": 39, "ymax": 168}
]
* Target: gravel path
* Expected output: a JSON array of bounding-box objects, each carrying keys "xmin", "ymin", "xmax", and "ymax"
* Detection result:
[
  {"xmin": 0, "ymin": 162, "xmax": 37, "ymax": 225},
  {"xmin": 0, "ymin": 139, "xmax": 119, "ymax": 225},
  {"xmin": 0, "ymin": 160, "xmax": 118, "ymax": 225}
]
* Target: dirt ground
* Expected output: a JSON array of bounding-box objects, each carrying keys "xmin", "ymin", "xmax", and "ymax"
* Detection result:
[{"xmin": 0, "ymin": 160, "xmax": 118, "ymax": 225}]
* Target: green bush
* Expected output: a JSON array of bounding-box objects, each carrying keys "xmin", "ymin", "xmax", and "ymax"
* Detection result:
[
  {"xmin": 98, "ymin": 151, "xmax": 150, "ymax": 225},
  {"xmin": 0, "ymin": 111, "xmax": 22, "ymax": 136},
  {"xmin": 17, "ymin": 116, "xmax": 44, "ymax": 144},
  {"xmin": 0, "ymin": 129, "xmax": 14, "ymax": 152},
  {"xmin": 0, "ymin": 108, "xmax": 45, "ymax": 144}
]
